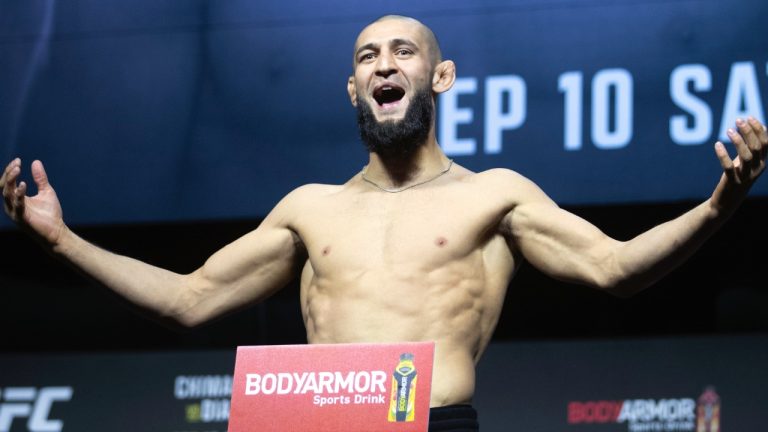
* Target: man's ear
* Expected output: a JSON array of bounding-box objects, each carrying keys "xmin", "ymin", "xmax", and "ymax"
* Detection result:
[
  {"xmin": 347, "ymin": 76, "xmax": 358, "ymax": 107},
  {"xmin": 432, "ymin": 60, "xmax": 456, "ymax": 94}
]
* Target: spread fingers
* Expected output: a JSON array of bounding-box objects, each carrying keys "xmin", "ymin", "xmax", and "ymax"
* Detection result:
[
  {"xmin": 1, "ymin": 158, "xmax": 21, "ymax": 189},
  {"xmin": 2, "ymin": 160, "xmax": 21, "ymax": 203},
  {"xmin": 747, "ymin": 117, "xmax": 768, "ymax": 159},
  {"xmin": 714, "ymin": 141, "xmax": 735, "ymax": 181},
  {"xmin": 736, "ymin": 118, "xmax": 758, "ymax": 153},
  {"xmin": 726, "ymin": 127, "xmax": 753, "ymax": 166}
]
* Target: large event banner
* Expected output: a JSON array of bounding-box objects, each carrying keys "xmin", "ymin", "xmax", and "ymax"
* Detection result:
[
  {"xmin": 474, "ymin": 335, "xmax": 768, "ymax": 432},
  {"xmin": 229, "ymin": 342, "xmax": 434, "ymax": 431},
  {"xmin": 1, "ymin": 0, "xmax": 766, "ymax": 228},
  {"xmin": 0, "ymin": 335, "xmax": 765, "ymax": 431}
]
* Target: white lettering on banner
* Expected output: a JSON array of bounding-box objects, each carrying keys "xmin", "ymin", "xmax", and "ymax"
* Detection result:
[
  {"xmin": 355, "ymin": 394, "xmax": 386, "ymax": 404},
  {"xmin": 200, "ymin": 398, "xmax": 230, "ymax": 422},
  {"xmin": 312, "ymin": 393, "xmax": 387, "ymax": 407},
  {"xmin": 559, "ymin": 71, "xmax": 584, "ymax": 150},
  {"xmin": 670, "ymin": 64, "xmax": 713, "ymax": 145},
  {"xmin": 354, "ymin": 371, "xmax": 371, "ymax": 392},
  {"xmin": 313, "ymin": 395, "xmax": 350, "ymax": 407},
  {"xmin": 439, "ymin": 77, "xmax": 478, "ymax": 156},
  {"xmin": 485, "ymin": 75, "xmax": 527, "ymax": 154},
  {"xmin": 174, "ymin": 375, "xmax": 232, "ymax": 399},
  {"xmin": 440, "ymin": 76, "xmax": 527, "ymax": 156},
  {"xmin": 628, "ymin": 421, "xmax": 695, "ymax": 432},
  {"xmin": 591, "ymin": 68, "xmax": 633, "ymax": 149},
  {"xmin": 335, "ymin": 370, "xmax": 353, "ymax": 392},
  {"xmin": 559, "ymin": 69, "xmax": 634, "ymax": 150},
  {"xmin": 245, "ymin": 371, "xmax": 387, "ymax": 396},
  {"xmin": 438, "ymin": 60, "xmax": 765, "ymax": 156},
  {"xmin": 617, "ymin": 399, "xmax": 695, "ymax": 423},
  {"xmin": 0, "ymin": 387, "xmax": 73, "ymax": 432},
  {"xmin": 718, "ymin": 61, "xmax": 766, "ymax": 141}
]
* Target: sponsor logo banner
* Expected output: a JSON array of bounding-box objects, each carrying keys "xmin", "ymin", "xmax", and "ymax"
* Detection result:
[
  {"xmin": 229, "ymin": 342, "xmax": 434, "ymax": 432},
  {"xmin": 567, "ymin": 387, "xmax": 720, "ymax": 432},
  {"xmin": 0, "ymin": 386, "xmax": 73, "ymax": 432}
]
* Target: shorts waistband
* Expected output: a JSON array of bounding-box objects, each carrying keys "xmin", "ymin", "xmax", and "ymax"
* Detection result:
[{"xmin": 429, "ymin": 404, "xmax": 479, "ymax": 432}]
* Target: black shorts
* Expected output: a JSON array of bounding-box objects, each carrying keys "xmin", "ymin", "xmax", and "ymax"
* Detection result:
[{"xmin": 429, "ymin": 404, "xmax": 479, "ymax": 431}]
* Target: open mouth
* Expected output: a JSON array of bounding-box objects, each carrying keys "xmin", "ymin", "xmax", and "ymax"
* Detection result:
[{"xmin": 373, "ymin": 85, "xmax": 405, "ymax": 107}]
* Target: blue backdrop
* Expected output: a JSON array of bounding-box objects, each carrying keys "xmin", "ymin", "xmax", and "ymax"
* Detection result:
[{"xmin": 1, "ymin": 0, "xmax": 767, "ymax": 227}]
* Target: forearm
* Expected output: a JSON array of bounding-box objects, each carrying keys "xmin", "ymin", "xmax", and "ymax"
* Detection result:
[
  {"xmin": 611, "ymin": 116, "xmax": 767, "ymax": 295},
  {"xmin": 51, "ymin": 226, "xmax": 190, "ymax": 322},
  {"xmin": 510, "ymin": 118, "xmax": 764, "ymax": 296},
  {"xmin": 608, "ymin": 198, "xmax": 728, "ymax": 296}
]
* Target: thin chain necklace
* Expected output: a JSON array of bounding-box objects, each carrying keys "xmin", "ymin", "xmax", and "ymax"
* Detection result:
[{"xmin": 360, "ymin": 159, "xmax": 454, "ymax": 193}]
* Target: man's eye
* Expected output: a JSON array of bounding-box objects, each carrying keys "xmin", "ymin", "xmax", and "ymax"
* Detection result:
[
  {"xmin": 396, "ymin": 49, "xmax": 412, "ymax": 56},
  {"xmin": 360, "ymin": 53, "xmax": 376, "ymax": 62}
]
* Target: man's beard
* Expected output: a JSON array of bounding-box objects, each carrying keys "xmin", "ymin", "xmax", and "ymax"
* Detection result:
[{"xmin": 356, "ymin": 87, "xmax": 434, "ymax": 159}]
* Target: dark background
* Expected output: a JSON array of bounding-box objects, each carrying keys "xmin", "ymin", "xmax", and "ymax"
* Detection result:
[
  {"xmin": 1, "ymin": 0, "xmax": 767, "ymax": 352},
  {"xmin": 2, "ymin": 3, "xmax": 766, "ymax": 432},
  {"xmin": 2, "ymin": 0, "xmax": 768, "ymax": 228}
]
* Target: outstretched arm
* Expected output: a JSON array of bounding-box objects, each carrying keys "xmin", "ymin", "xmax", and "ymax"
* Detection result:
[
  {"xmin": 503, "ymin": 117, "xmax": 767, "ymax": 297},
  {"xmin": 1, "ymin": 159, "xmax": 304, "ymax": 327}
]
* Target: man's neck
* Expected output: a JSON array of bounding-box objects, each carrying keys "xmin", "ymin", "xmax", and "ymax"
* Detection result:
[{"xmin": 363, "ymin": 137, "xmax": 451, "ymax": 190}]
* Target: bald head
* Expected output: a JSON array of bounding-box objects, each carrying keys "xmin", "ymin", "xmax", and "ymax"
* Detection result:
[
  {"xmin": 347, "ymin": 13, "xmax": 456, "ymax": 122},
  {"xmin": 354, "ymin": 15, "xmax": 442, "ymax": 68}
]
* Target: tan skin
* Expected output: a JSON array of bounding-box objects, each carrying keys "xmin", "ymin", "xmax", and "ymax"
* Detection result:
[{"xmin": 2, "ymin": 17, "xmax": 767, "ymax": 407}]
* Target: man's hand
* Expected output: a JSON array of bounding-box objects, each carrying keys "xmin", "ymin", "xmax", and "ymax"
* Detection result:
[
  {"xmin": 1, "ymin": 159, "xmax": 66, "ymax": 246},
  {"xmin": 712, "ymin": 117, "xmax": 768, "ymax": 213}
]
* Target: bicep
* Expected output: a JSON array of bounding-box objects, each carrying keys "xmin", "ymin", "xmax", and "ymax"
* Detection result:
[
  {"xmin": 199, "ymin": 221, "xmax": 301, "ymax": 293},
  {"xmin": 503, "ymin": 195, "xmax": 621, "ymax": 288},
  {"xmin": 179, "ymin": 202, "xmax": 305, "ymax": 325}
]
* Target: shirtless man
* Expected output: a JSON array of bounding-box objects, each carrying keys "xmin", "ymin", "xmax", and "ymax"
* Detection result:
[{"xmin": 2, "ymin": 15, "xmax": 767, "ymax": 431}]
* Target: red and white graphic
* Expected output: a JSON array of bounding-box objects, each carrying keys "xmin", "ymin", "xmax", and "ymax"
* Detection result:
[
  {"xmin": 568, "ymin": 397, "xmax": 697, "ymax": 431},
  {"xmin": 228, "ymin": 342, "xmax": 434, "ymax": 432},
  {"xmin": 696, "ymin": 387, "xmax": 720, "ymax": 432}
]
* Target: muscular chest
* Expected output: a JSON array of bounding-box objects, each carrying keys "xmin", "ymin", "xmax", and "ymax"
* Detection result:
[{"xmin": 296, "ymin": 188, "xmax": 506, "ymax": 273}]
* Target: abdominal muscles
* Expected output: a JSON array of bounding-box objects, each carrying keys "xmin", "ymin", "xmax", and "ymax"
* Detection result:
[{"xmin": 300, "ymin": 248, "xmax": 503, "ymax": 406}]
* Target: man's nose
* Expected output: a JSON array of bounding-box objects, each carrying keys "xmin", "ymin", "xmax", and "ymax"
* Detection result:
[{"xmin": 375, "ymin": 52, "xmax": 397, "ymax": 78}]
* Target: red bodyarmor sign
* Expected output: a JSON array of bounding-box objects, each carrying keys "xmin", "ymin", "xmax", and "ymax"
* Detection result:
[{"xmin": 229, "ymin": 342, "xmax": 435, "ymax": 432}]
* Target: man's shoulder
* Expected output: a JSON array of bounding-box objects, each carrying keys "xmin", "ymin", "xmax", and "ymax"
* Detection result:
[
  {"xmin": 289, "ymin": 182, "xmax": 344, "ymax": 196},
  {"xmin": 279, "ymin": 183, "xmax": 345, "ymax": 207},
  {"xmin": 458, "ymin": 167, "xmax": 536, "ymax": 189},
  {"xmin": 453, "ymin": 166, "xmax": 553, "ymax": 207},
  {"xmin": 262, "ymin": 183, "xmax": 344, "ymax": 229},
  {"xmin": 472, "ymin": 167, "xmax": 527, "ymax": 180}
]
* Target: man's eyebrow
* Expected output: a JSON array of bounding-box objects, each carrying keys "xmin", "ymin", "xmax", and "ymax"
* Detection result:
[
  {"xmin": 355, "ymin": 42, "xmax": 379, "ymax": 59},
  {"xmin": 355, "ymin": 38, "xmax": 419, "ymax": 59},
  {"xmin": 389, "ymin": 38, "xmax": 418, "ymax": 50}
]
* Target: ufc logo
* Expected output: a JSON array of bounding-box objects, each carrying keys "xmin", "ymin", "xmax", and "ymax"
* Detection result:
[{"xmin": 0, "ymin": 387, "xmax": 73, "ymax": 432}]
